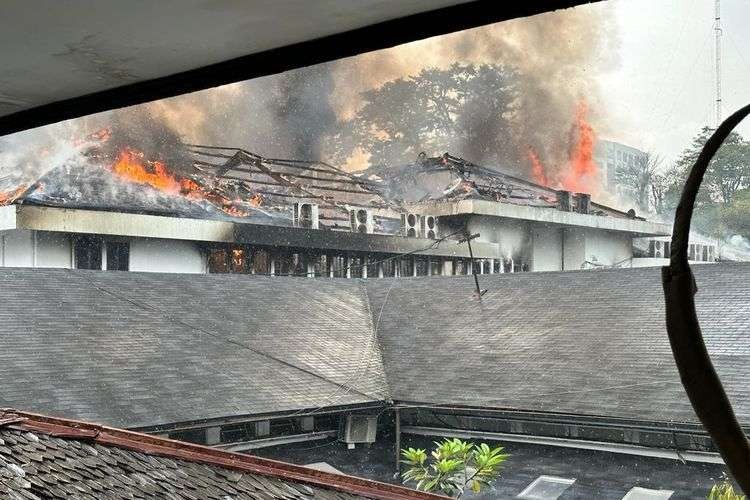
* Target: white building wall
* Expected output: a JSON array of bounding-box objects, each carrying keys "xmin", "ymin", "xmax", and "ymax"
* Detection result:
[
  {"xmin": 35, "ymin": 232, "xmax": 73, "ymax": 268},
  {"xmin": 128, "ymin": 238, "xmax": 206, "ymax": 274},
  {"xmin": 584, "ymin": 230, "xmax": 632, "ymax": 267},
  {"xmin": 562, "ymin": 228, "xmax": 586, "ymax": 270},
  {"xmin": 467, "ymin": 215, "xmax": 531, "ymax": 262},
  {"xmin": 1, "ymin": 229, "xmax": 34, "ymax": 266},
  {"xmin": 531, "ymin": 225, "xmax": 563, "ymax": 271}
]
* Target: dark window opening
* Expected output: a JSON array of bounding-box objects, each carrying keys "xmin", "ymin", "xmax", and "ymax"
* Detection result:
[
  {"xmin": 251, "ymin": 248, "xmax": 270, "ymax": 274},
  {"xmin": 415, "ymin": 257, "xmax": 428, "ymax": 276},
  {"xmin": 75, "ymin": 236, "xmax": 102, "ymax": 270},
  {"xmin": 399, "ymin": 257, "xmax": 414, "ymax": 277},
  {"xmin": 106, "ymin": 241, "xmax": 130, "ymax": 271},
  {"xmin": 349, "ymin": 254, "xmax": 364, "ymax": 278},
  {"xmin": 493, "ymin": 259, "xmax": 502, "ymax": 274},
  {"xmin": 168, "ymin": 428, "xmax": 206, "ymax": 445},
  {"xmin": 381, "ymin": 258, "xmax": 396, "ymax": 277},
  {"xmin": 429, "ymin": 259, "xmax": 442, "ymax": 276},
  {"xmin": 329, "ymin": 253, "xmax": 346, "ymax": 277},
  {"xmin": 220, "ymin": 422, "xmax": 255, "ymax": 443},
  {"xmin": 208, "ymin": 248, "xmax": 229, "ymax": 273}
]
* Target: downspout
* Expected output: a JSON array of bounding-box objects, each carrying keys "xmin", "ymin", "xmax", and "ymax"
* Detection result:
[{"xmin": 662, "ymin": 103, "xmax": 750, "ymax": 494}]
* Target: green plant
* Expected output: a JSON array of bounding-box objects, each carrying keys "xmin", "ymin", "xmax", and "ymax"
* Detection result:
[
  {"xmin": 401, "ymin": 438, "xmax": 508, "ymax": 498},
  {"xmin": 707, "ymin": 478, "xmax": 745, "ymax": 500}
]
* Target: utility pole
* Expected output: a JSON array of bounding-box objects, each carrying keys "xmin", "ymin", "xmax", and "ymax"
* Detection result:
[
  {"xmin": 458, "ymin": 231, "xmax": 486, "ymax": 298},
  {"xmin": 714, "ymin": 0, "xmax": 722, "ymax": 126}
]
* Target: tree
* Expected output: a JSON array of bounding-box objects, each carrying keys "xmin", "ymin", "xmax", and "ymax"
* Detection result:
[
  {"xmin": 660, "ymin": 127, "xmax": 750, "ymax": 237},
  {"xmin": 722, "ymin": 188, "xmax": 750, "ymax": 240},
  {"xmin": 334, "ymin": 63, "xmax": 519, "ymax": 168},
  {"xmin": 401, "ymin": 438, "xmax": 508, "ymax": 498},
  {"xmin": 616, "ymin": 152, "xmax": 663, "ymax": 212},
  {"xmin": 707, "ymin": 477, "xmax": 746, "ymax": 500}
]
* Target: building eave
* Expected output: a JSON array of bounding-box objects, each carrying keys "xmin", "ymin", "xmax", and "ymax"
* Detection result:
[
  {"xmin": 409, "ymin": 199, "xmax": 671, "ymax": 237},
  {"xmin": 13, "ymin": 205, "xmax": 236, "ymax": 242}
]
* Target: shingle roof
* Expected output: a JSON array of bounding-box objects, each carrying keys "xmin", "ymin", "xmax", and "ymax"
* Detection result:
[
  {"xmin": 0, "ymin": 409, "xmax": 439, "ymax": 500},
  {"xmin": 365, "ymin": 263, "xmax": 750, "ymax": 425},
  {"xmin": 0, "ymin": 269, "xmax": 389, "ymax": 429},
  {"xmin": 1, "ymin": 263, "xmax": 748, "ymax": 429}
]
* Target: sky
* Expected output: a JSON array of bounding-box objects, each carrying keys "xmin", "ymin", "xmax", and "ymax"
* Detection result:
[{"xmin": 595, "ymin": 0, "xmax": 750, "ymax": 165}]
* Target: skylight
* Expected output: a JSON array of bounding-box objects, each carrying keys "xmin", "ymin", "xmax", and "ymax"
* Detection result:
[
  {"xmin": 517, "ymin": 475, "xmax": 576, "ymax": 499},
  {"xmin": 621, "ymin": 487, "xmax": 674, "ymax": 500}
]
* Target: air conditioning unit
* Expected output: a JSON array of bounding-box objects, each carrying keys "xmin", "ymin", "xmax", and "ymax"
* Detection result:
[
  {"xmin": 293, "ymin": 202, "xmax": 319, "ymax": 229},
  {"xmin": 350, "ymin": 208, "xmax": 374, "ymax": 233},
  {"xmin": 575, "ymin": 193, "xmax": 591, "ymax": 214},
  {"xmin": 557, "ymin": 190, "xmax": 573, "ymax": 212},
  {"xmin": 340, "ymin": 414, "xmax": 378, "ymax": 445},
  {"xmin": 654, "ymin": 240, "xmax": 663, "ymax": 258},
  {"xmin": 421, "ymin": 215, "xmax": 439, "ymax": 239},
  {"xmin": 401, "ymin": 213, "xmax": 421, "ymax": 238}
]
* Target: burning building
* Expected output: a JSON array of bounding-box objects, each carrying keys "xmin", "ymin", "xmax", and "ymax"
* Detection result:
[{"xmin": 0, "ymin": 131, "xmax": 670, "ymax": 277}]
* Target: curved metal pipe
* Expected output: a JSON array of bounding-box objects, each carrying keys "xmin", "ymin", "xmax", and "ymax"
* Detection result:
[{"xmin": 662, "ymin": 103, "xmax": 750, "ymax": 494}]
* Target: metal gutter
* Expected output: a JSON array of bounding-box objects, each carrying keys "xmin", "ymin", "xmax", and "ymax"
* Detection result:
[{"xmin": 402, "ymin": 426, "xmax": 724, "ymax": 464}]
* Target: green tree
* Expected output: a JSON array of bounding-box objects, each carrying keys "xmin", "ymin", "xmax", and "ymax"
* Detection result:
[
  {"xmin": 722, "ymin": 188, "xmax": 750, "ymax": 239},
  {"xmin": 401, "ymin": 438, "xmax": 508, "ymax": 498},
  {"xmin": 333, "ymin": 63, "xmax": 519, "ymax": 167},
  {"xmin": 661, "ymin": 127, "xmax": 750, "ymax": 236},
  {"xmin": 707, "ymin": 478, "xmax": 746, "ymax": 500},
  {"xmin": 616, "ymin": 152, "xmax": 663, "ymax": 212}
]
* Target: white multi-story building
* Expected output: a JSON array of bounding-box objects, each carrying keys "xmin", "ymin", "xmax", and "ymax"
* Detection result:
[{"xmin": 594, "ymin": 139, "xmax": 649, "ymax": 199}]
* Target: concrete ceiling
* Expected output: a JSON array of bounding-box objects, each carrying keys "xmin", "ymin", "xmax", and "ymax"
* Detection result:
[
  {"xmin": 0, "ymin": 0, "xmax": 471, "ymax": 117},
  {"xmin": 0, "ymin": 0, "xmax": 591, "ymax": 135}
]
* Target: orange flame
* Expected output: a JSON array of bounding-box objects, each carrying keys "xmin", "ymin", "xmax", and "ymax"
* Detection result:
[
  {"xmin": 0, "ymin": 185, "xmax": 29, "ymax": 205},
  {"xmin": 527, "ymin": 148, "xmax": 548, "ymax": 186},
  {"xmin": 109, "ymin": 147, "xmax": 251, "ymax": 217},
  {"xmin": 561, "ymin": 101, "xmax": 599, "ymax": 194}
]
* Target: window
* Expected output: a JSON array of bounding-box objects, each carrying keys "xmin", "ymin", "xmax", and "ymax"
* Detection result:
[
  {"xmin": 621, "ymin": 487, "xmax": 674, "ymax": 500},
  {"xmin": 429, "ymin": 259, "xmax": 442, "ymax": 276},
  {"xmin": 106, "ymin": 241, "xmax": 129, "ymax": 271},
  {"xmin": 398, "ymin": 257, "xmax": 414, "ymax": 277},
  {"xmin": 415, "ymin": 257, "xmax": 428, "ymax": 276},
  {"xmin": 208, "ymin": 248, "xmax": 229, "ymax": 273},
  {"xmin": 74, "ymin": 236, "xmax": 102, "ymax": 270},
  {"xmin": 168, "ymin": 428, "xmax": 206, "ymax": 445},
  {"xmin": 349, "ymin": 254, "xmax": 364, "ymax": 278},
  {"xmin": 517, "ymin": 476, "xmax": 575, "ymax": 500},
  {"xmin": 220, "ymin": 422, "xmax": 255, "ymax": 443},
  {"xmin": 381, "ymin": 258, "xmax": 396, "ymax": 277}
]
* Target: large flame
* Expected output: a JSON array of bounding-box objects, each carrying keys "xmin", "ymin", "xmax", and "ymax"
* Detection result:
[
  {"xmin": 527, "ymin": 148, "xmax": 548, "ymax": 186},
  {"xmin": 525, "ymin": 101, "xmax": 600, "ymax": 195},
  {"xmin": 561, "ymin": 101, "xmax": 599, "ymax": 193},
  {"xmin": 109, "ymin": 147, "xmax": 251, "ymax": 217}
]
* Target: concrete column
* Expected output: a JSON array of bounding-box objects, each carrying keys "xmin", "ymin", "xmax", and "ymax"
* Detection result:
[
  {"xmin": 489, "ymin": 259, "xmax": 494, "ymax": 274},
  {"xmin": 300, "ymin": 416, "xmax": 314, "ymax": 432},
  {"xmin": 255, "ymin": 420, "xmax": 270, "ymax": 437},
  {"xmin": 346, "ymin": 256, "xmax": 351, "ymax": 278},
  {"xmin": 269, "ymin": 259, "xmax": 275, "ymax": 275},
  {"xmin": 362, "ymin": 256, "xmax": 368, "ymax": 279},
  {"xmin": 412, "ymin": 257, "xmax": 417, "ymax": 277},
  {"xmin": 205, "ymin": 426, "xmax": 221, "ymax": 445},
  {"xmin": 378, "ymin": 262, "xmax": 384, "ymax": 278}
]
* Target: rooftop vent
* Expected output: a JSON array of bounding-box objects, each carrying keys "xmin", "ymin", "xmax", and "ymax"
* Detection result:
[
  {"xmin": 575, "ymin": 193, "xmax": 591, "ymax": 214},
  {"xmin": 557, "ymin": 190, "xmax": 573, "ymax": 212}
]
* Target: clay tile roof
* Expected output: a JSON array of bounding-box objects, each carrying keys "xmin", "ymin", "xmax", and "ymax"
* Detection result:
[{"xmin": 0, "ymin": 409, "xmax": 443, "ymax": 500}]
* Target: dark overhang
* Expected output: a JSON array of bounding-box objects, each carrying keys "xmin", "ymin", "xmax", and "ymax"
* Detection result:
[{"xmin": 234, "ymin": 223, "xmax": 500, "ymax": 259}]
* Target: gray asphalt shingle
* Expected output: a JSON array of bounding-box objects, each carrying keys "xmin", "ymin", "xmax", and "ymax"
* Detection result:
[
  {"xmin": 0, "ymin": 263, "xmax": 748, "ymax": 429},
  {"xmin": 366, "ymin": 263, "xmax": 750, "ymax": 425},
  {"xmin": 0, "ymin": 269, "xmax": 388, "ymax": 429}
]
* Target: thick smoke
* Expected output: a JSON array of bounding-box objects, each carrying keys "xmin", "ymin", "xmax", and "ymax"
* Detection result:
[
  {"xmin": 4, "ymin": 3, "xmax": 615, "ymax": 188},
  {"xmin": 326, "ymin": 4, "xmax": 617, "ymax": 174}
]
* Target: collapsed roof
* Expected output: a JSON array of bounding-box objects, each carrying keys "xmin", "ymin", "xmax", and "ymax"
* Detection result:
[
  {"xmin": 1, "ymin": 146, "xmax": 642, "ymax": 234},
  {"xmin": 0, "ymin": 264, "xmax": 747, "ymax": 429}
]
